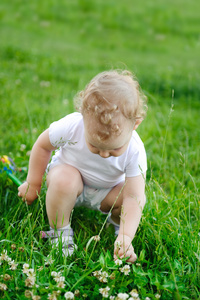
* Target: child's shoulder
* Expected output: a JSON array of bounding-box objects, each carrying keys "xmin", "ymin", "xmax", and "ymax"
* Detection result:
[
  {"xmin": 63, "ymin": 112, "xmax": 82, "ymax": 122},
  {"xmin": 52, "ymin": 112, "xmax": 83, "ymax": 126},
  {"xmin": 131, "ymin": 130, "xmax": 144, "ymax": 144},
  {"xmin": 128, "ymin": 131, "xmax": 146, "ymax": 153}
]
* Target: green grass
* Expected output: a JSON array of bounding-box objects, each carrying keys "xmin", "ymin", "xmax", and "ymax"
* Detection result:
[{"xmin": 0, "ymin": 0, "xmax": 199, "ymax": 299}]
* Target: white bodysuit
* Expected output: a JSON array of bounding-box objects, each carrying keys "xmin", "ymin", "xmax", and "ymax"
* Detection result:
[{"xmin": 48, "ymin": 112, "xmax": 147, "ymax": 190}]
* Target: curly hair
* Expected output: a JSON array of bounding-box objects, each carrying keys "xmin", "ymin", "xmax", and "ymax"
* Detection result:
[{"xmin": 74, "ymin": 70, "xmax": 147, "ymax": 141}]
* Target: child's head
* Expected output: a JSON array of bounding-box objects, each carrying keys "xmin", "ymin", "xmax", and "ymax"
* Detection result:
[{"xmin": 75, "ymin": 70, "xmax": 147, "ymax": 151}]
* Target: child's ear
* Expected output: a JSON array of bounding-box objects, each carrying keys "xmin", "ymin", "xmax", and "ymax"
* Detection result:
[{"xmin": 133, "ymin": 119, "xmax": 142, "ymax": 130}]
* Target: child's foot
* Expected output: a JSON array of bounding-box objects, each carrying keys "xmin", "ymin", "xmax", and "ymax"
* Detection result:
[
  {"xmin": 40, "ymin": 225, "xmax": 77, "ymax": 256},
  {"xmin": 106, "ymin": 214, "xmax": 120, "ymax": 236}
]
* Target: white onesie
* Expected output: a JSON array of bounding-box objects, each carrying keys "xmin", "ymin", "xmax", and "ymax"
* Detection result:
[{"xmin": 48, "ymin": 112, "xmax": 147, "ymax": 190}]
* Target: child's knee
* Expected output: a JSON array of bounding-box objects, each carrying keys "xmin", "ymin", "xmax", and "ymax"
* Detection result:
[{"xmin": 47, "ymin": 165, "xmax": 83, "ymax": 194}]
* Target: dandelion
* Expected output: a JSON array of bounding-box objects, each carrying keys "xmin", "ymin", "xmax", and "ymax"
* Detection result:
[
  {"xmin": 99, "ymin": 286, "xmax": 110, "ymax": 298},
  {"xmin": 115, "ymin": 258, "xmax": 123, "ymax": 266},
  {"xmin": 64, "ymin": 291, "xmax": 75, "ymax": 299},
  {"xmin": 155, "ymin": 294, "xmax": 161, "ymax": 299},
  {"xmin": 116, "ymin": 292, "xmax": 129, "ymax": 300},
  {"xmin": 120, "ymin": 264, "xmax": 131, "ymax": 275},
  {"xmin": 0, "ymin": 283, "xmax": 8, "ymax": 291}
]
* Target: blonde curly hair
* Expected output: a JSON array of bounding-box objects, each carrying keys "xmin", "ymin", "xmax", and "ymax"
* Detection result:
[{"xmin": 74, "ymin": 70, "xmax": 147, "ymax": 141}]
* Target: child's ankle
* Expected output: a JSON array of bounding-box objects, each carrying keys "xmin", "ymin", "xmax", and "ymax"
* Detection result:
[{"xmin": 50, "ymin": 224, "xmax": 71, "ymax": 231}]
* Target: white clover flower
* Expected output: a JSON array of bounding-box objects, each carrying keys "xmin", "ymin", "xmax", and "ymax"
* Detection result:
[
  {"xmin": 23, "ymin": 263, "xmax": 30, "ymax": 274},
  {"xmin": 51, "ymin": 271, "xmax": 58, "ymax": 277},
  {"xmin": 130, "ymin": 289, "xmax": 139, "ymax": 298},
  {"xmin": 99, "ymin": 271, "xmax": 109, "ymax": 283},
  {"xmin": 109, "ymin": 296, "xmax": 115, "ymax": 300},
  {"xmin": 9, "ymin": 260, "xmax": 18, "ymax": 270},
  {"xmin": 155, "ymin": 294, "xmax": 161, "ymax": 299},
  {"xmin": 116, "ymin": 292, "xmax": 129, "ymax": 300},
  {"xmin": 120, "ymin": 264, "xmax": 131, "ymax": 275},
  {"xmin": 32, "ymin": 296, "xmax": 41, "ymax": 300},
  {"xmin": 93, "ymin": 270, "xmax": 102, "ymax": 278},
  {"xmin": 0, "ymin": 250, "xmax": 10, "ymax": 262},
  {"xmin": 25, "ymin": 290, "xmax": 33, "ymax": 298},
  {"xmin": 93, "ymin": 235, "xmax": 100, "ymax": 241},
  {"xmin": 52, "ymin": 272, "xmax": 64, "ymax": 283},
  {"xmin": 145, "ymin": 297, "xmax": 151, "ymax": 300},
  {"xmin": 27, "ymin": 268, "xmax": 35, "ymax": 275},
  {"xmin": 25, "ymin": 276, "xmax": 35, "ymax": 287},
  {"xmin": 115, "ymin": 258, "xmax": 123, "ymax": 266},
  {"xmin": 115, "ymin": 240, "xmax": 122, "ymax": 249},
  {"xmin": 64, "ymin": 291, "xmax": 74, "ymax": 299},
  {"xmin": 56, "ymin": 276, "xmax": 65, "ymax": 283},
  {"xmin": 45, "ymin": 255, "xmax": 54, "ymax": 266},
  {"xmin": 0, "ymin": 283, "xmax": 8, "ymax": 291},
  {"xmin": 57, "ymin": 281, "xmax": 66, "ymax": 288},
  {"xmin": 48, "ymin": 293, "xmax": 57, "ymax": 300},
  {"xmin": 136, "ymin": 263, "xmax": 141, "ymax": 267},
  {"xmin": 99, "ymin": 286, "xmax": 110, "ymax": 298}
]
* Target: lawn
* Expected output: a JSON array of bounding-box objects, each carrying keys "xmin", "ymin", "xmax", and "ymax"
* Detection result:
[{"xmin": 0, "ymin": 0, "xmax": 199, "ymax": 299}]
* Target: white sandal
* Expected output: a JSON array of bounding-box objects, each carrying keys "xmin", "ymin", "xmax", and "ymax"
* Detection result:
[{"xmin": 40, "ymin": 227, "xmax": 77, "ymax": 256}]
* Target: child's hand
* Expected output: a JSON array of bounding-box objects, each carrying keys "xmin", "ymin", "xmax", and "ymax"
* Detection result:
[
  {"xmin": 114, "ymin": 234, "xmax": 137, "ymax": 263},
  {"xmin": 18, "ymin": 181, "xmax": 40, "ymax": 205}
]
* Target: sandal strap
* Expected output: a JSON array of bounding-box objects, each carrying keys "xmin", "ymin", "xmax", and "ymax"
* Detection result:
[{"xmin": 40, "ymin": 228, "xmax": 74, "ymax": 239}]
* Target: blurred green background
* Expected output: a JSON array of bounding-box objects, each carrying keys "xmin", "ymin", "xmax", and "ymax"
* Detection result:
[{"xmin": 0, "ymin": 0, "xmax": 199, "ymax": 177}]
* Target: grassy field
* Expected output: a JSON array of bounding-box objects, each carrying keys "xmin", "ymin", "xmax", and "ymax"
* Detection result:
[{"xmin": 0, "ymin": 0, "xmax": 199, "ymax": 299}]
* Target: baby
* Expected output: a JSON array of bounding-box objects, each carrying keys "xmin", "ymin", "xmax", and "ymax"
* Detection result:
[{"xmin": 18, "ymin": 70, "xmax": 147, "ymax": 263}]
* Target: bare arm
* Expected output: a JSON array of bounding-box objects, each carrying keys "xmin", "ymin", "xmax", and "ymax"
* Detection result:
[
  {"xmin": 114, "ymin": 174, "xmax": 146, "ymax": 262},
  {"xmin": 18, "ymin": 129, "xmax": 56, "ymax": 204}
]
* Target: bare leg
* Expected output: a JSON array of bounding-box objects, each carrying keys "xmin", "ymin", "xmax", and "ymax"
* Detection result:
[
  {"xmin": 100, "ymin": 181, "xmax": 124, "ymax": 224},
  {"xmin": 46, "ymin": 164, "xmax": 83, "ymax": 229}
]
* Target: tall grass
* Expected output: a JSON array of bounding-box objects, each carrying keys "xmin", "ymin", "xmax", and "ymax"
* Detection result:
[{"xmin": 0, "ymin": 0, "xmax": 199, "ymax": 299}]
